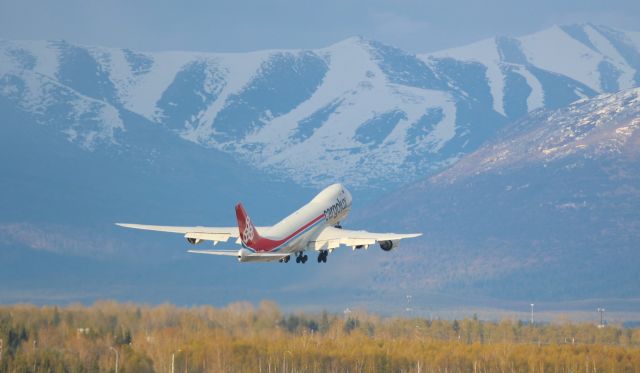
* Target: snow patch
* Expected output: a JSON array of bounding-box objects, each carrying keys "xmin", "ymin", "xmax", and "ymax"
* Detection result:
[
  {"xmin": 187, "ymin": 50, "xmax": 273, "ymax": 141},
  {"xmin": 516, "ymin": 66, "xmax": 545, "ymax": 111},
  {"xmin": 121, "ymin": 51, "xmax": 194, "ymax": 121},
  {"xmin": 425, "ymin": 38, "xmax": 505, "ymax": 116},
  {"xmin": 583, "ymin": 25, "xmax": 635, "ymax": 90},
  {"xmin": 29, "ymin": 41, "xmax": 60, "ymax": 78},
  {"xmin": 519, "ymin": 25, "xmax": 602, "ymax": 92}
]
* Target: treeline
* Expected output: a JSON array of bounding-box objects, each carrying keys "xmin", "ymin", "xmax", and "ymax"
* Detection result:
[{"xmin": 1, "ymin": 301, "xmax": 639, "ymax": 372}]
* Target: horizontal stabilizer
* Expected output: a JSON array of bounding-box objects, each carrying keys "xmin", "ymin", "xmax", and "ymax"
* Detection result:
[
  {"xmin": 187, "ymin": 250, "xmax": 238, "ymax": 256},
  {"xmin": 188, "ymin": 250, "xmax": 290, "ymax": 258},
  {"xmin": 245, "ymin": 252, "xmax": 291, "ymax": 258}
]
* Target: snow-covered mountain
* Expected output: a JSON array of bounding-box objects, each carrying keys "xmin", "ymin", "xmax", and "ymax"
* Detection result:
[
  {"xmin": 1, "ymin": 24, "xmax": 639, "ymax": 190},
  {"xmin": 431, "ymin": 88, "xmax": 640, "ymax": 183},
  {"xmin": 425, "ymin": 24, "xmax": 640, "ymax": 115},
  {"xmin": 358, "ymin": 88, "xmax": 640, "ymax": 301}
]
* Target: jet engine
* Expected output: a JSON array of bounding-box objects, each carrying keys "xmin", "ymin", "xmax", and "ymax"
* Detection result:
[
  {"xmin": 186, "ymin": 237, "xmax": 203, "ymax": 245},
  {"xmin": 379, "ymin": 240, "xmax": 399, "ymax": 251},
  {"xmin": 237, "ymin": 248, "xmax": 252, "ymax": 262}
]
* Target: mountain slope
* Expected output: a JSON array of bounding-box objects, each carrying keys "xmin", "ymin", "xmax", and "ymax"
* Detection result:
[
  {"xmin": 356, "ymin": 88, "xmax": 640, "ymax": 301},
  {"xmin": 2, "ymin": 24, "xmax": 639, "ymax": 190}
]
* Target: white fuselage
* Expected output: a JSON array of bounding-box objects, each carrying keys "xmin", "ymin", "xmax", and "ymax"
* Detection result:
[{"xmin": 240, "ymin": 183, "xmax": 352, "ymax": 260}]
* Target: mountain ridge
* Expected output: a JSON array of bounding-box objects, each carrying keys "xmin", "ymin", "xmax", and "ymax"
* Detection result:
[
  {"xmin": 356, "ymin": 88, "xmax": 640, "ymax": 302},
  {"xmin": 2, "ymin": 24, "xmax": 639, "ymax": 190}
]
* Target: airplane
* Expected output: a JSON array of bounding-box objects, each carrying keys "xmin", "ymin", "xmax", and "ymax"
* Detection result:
[{"xmin": 116, "ymin": 183, "xmax": 421, "ymax": 263}]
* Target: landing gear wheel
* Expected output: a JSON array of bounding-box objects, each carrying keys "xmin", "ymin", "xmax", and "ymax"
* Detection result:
[
  {"xmin": 323, "ymin": 250, "xmax": 330, "ymax": 263},
  {"xmin": 296, "ymin": 256, "xmax": 301, "ymax": 263},
  {"xmin": 302, "ymin": 255, "xmax": 308, "ymax": 263},
  {"xmin": 317, "ymin": 250, "xmax": 328, "ymax": 263},
  {"xmin": 284, "ymin": 255, "xmax": 290, "ymax": 263}
]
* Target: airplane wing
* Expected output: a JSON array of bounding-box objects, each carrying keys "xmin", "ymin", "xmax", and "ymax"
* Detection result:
[
  {"xmin": 115, "ymin": 223, "xmax": 271, "ymax": 245},
  {"xmin": 311, "ymin": 226, "xmax": 421, "ymax": 251}
]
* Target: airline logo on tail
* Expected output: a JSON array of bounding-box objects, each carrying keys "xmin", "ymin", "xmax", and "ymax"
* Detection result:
[
  {"xmin": 243, "ymin": 216, "xmax": 255, "ymax": 243},
  {"xmin": 235, "ymin": 203, "xmax": 258, "ymax": 246}
]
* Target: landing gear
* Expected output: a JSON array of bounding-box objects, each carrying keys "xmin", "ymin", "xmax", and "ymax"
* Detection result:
[
  {"xmin": 295, "ymin": 252, "xmax": 308, "ymax": 264},
  {"xmin": 317, "ymin": 250, "xmax": 328, "ymax": 263},
  {"xmin": 279, "ymin": 255, "xmax": 290, "ymax": 263}
]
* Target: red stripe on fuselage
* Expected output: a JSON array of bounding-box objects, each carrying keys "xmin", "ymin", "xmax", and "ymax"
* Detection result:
[{"xmin": 250, "ymin": 214, "xmax": 325, "ymax": 252}]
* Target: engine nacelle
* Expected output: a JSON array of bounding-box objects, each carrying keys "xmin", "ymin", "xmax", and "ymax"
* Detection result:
[
  {"xmin": 237, "ymin": 248, "xmax": 252, "ymax": 262},
  {"xmin": 379, "ymin": 240, "xmax": 399, "ymax": 252},
  {"xmin": 186, "ymin": 237, "xmax": 203, "ymax": 245}
]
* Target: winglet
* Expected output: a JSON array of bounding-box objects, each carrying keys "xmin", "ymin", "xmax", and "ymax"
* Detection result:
[{"xmin": 235, "ymin": 203, "xmax": 261, "ymax": 247}]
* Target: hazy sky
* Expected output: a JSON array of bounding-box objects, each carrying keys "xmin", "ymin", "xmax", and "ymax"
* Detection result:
[{"xmin": 1, "ymin": 0, "xmax": 638, "ymax": 53}]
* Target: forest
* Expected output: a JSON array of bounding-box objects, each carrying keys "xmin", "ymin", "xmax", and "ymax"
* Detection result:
[{"xmin": 1, "ymin": 301, "xmax": 639, "ymax": 372}]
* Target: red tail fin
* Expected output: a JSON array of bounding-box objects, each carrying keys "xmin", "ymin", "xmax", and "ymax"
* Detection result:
[{"xmin": 235, "ymin": 203, "xmax": 260, "ymax": 247}]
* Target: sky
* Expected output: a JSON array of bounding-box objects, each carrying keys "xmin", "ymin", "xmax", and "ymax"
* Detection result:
[{"xmin": 0, "ymin": 0, "xmax": 639, "ymax": 54}]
